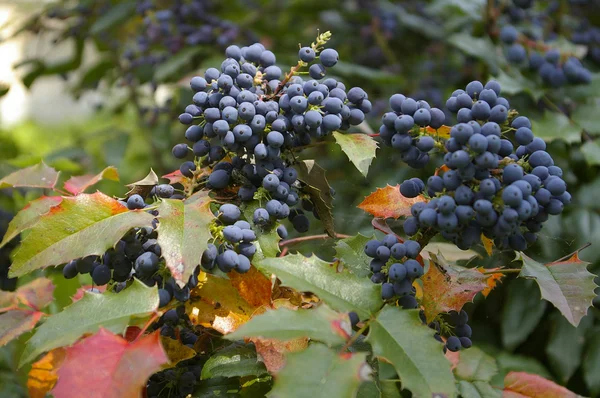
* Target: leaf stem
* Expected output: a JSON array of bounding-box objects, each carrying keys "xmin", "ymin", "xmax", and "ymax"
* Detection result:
[
  {"xmin": 279, "ymin": 233, "xmax": 351, "ymax": 247},
  {"xmin": 341, "ymin": 320, "xmax": 370, "ymax": 352},
  {"xmin": 134, "ymin": 311, "xmax": 161, "ymax": 341}
]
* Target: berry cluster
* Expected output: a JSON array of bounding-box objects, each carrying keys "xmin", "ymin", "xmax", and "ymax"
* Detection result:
[
  {"xmin": 200, "ymin": 203, "xmax": 256, "ymax": 274},
  {"xmin": 172, "ymin": 33, "xmax": 370, "ymax": 235},
  {"xmin": 500, "ymin": 25, "xmax": 591, "ymax": 86},
  {"xmin": 364, "ymin": 234, "xmax": 423, "ymax": 308},
  {"xmin": 394, "ymin": 80, "xmax": 570, "ymax": 251},
  {"xmin": 421, "ymin": 310, "xmax": 473, "ymax": 353},
  {"xmin": 379, "ymin": 95, "xmax": 446, "ymax": 168},
  {"xmin": 123, "ymin": 0, "xmax": 240, "ymax": 71},
  {"xmin": 147, "ymin": 308, "xmax": 203, "ymax": 397}
]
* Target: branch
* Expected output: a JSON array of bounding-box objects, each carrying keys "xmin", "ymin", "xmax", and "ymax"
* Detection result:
[{"xmin": 279, "ymin": 233, "xmax": 351, "ymax": 247}]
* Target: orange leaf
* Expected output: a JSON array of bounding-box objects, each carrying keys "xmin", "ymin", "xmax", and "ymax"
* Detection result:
[
  {"xmin": 52, "ymin": 328, "xmax": 168, "ymax": 398},
  {"xmin": 358, "ymin": 185, "xmax": 425, "ymax": 219},
  {"xmin": 481, "ymin": 234, "xmax": 494, "ymax": 256},
  {"xmin": 186, "ymin": 271, "xmax": 271, "ymax": 334},
  {"xmin": 477, "ymin": 267, "xmax": 505, "ymax": 297},
  {"xmin": 503, "ymin": 371, "xmax": 578, "ymax": 398},
  {"xmin": 228, "ymin": 266, "xmax": 273, "ymax": 307},
  {"xmin": 421, "ymin": 253, "xmax": 488, "ymax": 323},
  {"xmin": 27, "ymin": 348, "xmax": 66, "ymax": 398},
  {"xmin": 63, "ymin": 166, "xmax": 119, "ymax": 195},
  {"xmin": 250, "ymin": 336, "xmax": 308, "ymax": 374},
  {"xmin": 425, "ymin": 125, "xmax": 451, "ymax": 139}
]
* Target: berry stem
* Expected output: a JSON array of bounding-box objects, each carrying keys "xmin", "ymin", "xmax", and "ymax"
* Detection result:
[{"xmin": 133, "ymin": 311, "xmax": 161, "ymax": 341}]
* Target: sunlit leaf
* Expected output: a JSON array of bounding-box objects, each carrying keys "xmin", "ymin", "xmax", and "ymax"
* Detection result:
[
  {"xmin": 27, "ymin": 348, "xmax": 66, "ymax": 398},
  {"xmin": 156, "ymin": 195, "xmax": 214, "ymax": 287},
  {"xmin": 358, "ymin": 185, "xmax": 425, "ymax": 219},
  {"xmin": 9, "ymin": 192, "xmax": 154, "ymax": 277},
  {"xmin": 63, "ymin": 166, "xmax": 119, "ymax": 195},
  {"xmin": 0, "ymin": 196, "xmax": 62, "ymax": 249},
  {"xmin": 332, "ymin": 132, "xmax": 378, "ymax": 178}
]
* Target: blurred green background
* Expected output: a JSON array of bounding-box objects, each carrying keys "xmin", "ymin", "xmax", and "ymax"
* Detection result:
[{"xmin": 0, "ymin": 0, "xmax": 599, "ymax": 396}]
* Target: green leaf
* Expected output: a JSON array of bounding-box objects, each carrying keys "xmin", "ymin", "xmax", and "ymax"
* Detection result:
[
  {"xmin": 255, "ymin": 254, "xmax": 382, "ymax": 318},
  {"xmin": 296, "ymin": 160, "xmax": 335, "ymax": 237},
  {"xmin": 448, "ymin": 33, "xmax": 500, "ymax": 70},
  {"xmin": 583, "ymin": 327, "xmax": 600, "ymax": 396},
  {"xmin": 581, "ymin": 140, "xmax": 600, "ymax": 166},
  {"xmin": 20, "ymin": 279, "xmax": 158, "ymax": 366},
  {"xmin": 422, "ymin": 242, "xmax": 479, "ymax": 262},
  {"xmin": 257, "ymin": 225, "xmax": 281, "ymax": 259},
  {"xmin": 332, "ymin": 132, "xmax": 378, "ymax": 178},
  {"xmin": 157, "ymin": 194, "xmax": 214, "ymax": 287},
  {"xmin": 9, "ymin": 192, "xmax": 154, "ymax": 277},
  {"xmin": 454, "ymin": 346, "xmax": 498, "ymax": 383},
  {"xmin": 379, "ymin": 1, "xmax": 445, "ymax": 40},
  {"xmin": 0, "ymin": 162, "xmax": 59, "ymax": 189},
  {"xmin": 501, "ymin": 279, "xmax": 547, "ymax": 351},
  {"xmin": 269, "ymin": 344, "xmax": 369, "ymax": 398},
  {"xmin": 545, "ymin": 313, "xmax": 592, "ymax": 384},
  {"xmin": 572, "ymin": 103, "xmax": 600, "ymax": 136},
  {"xmin": 0, "ymin": 196, "xmax": 62, "ymax": 248},
  {"xmin": 494, "ymin": 351, "xmax": 553, "ymax": 380},
  {"xmin": 517, "ymin": 252, "xmax": 597, "ymax": 327},
  {"xmin": 457, "ymin": 380, "xmax": 500, "ymax": 398},
  {"xmin": 201, "ymin": 344, "xmax": 267, "ymax": 380},
  {"xmin": 530, "ymin": 111, "xmax": 581, "ymax": 143},
  {"xmin": 89, "ymin": 2, "xmax": 136, "ymax": 35},
  {"xmin": 334, "ymin": 233, "xmax": 376, "ymax": 278},
  {"xmin": 226, "ymin": 305, "xmax": 350, "ymax": 347},
  {"xmin": 366, "ymin": 307, "xmax": 456, "ymax": 398},
  {"xmin": 491, "ymin": 70, "xmax": 545, "ymax": 101},
  {"xmin": 154, "ymin": 47, "xmax": 204, "ymax": 82}
]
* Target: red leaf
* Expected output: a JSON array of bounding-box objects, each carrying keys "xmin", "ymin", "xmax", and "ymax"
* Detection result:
[
  {"xmin": 162, "ymin": 169, "xmax": 185, "ymax": 185},
  {"xmin": 0, "ymin": 310, "xmax": 44, "ymax": 346},
  {"xmin": 358, "ymin": 185, "xmax": 425, "ymax": 219},
  {"xmin": 52, "ymin": 328, "xmax": 168, "ymax": 398},
  {"xmin": 503, "ymin": 371, "xmax": 577, "ymax": 397},
  {"xmin": 63, "ymin": 167, "xmax": 119, "ymax": 195},
  {"xmin": 16, "ymin": 278, "xmax": 55, "ymax": 310},
  {"xmin": 421, "ymin": 253, "xmax": 488, "ymax": 323}
]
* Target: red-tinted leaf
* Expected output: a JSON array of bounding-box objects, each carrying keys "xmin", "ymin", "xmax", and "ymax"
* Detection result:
[
  {"xmin": 0, "ymin": 196, "xmax": 63, "ymax": 249},
  {"xmin": 477, "ymin": 267, "xmax": 505, "ymax": 297},
  {"xmin": 503, "ymin": 371, "xmax": 577, "ymax": 397},
  {"xmin": 250, "ymin": 336, "xmax": 308, "ymax": 374},
  {"xmin": 16, "ymin": 278, "xmax": 55, "ymax": 310},
  {"xmin": 358, "ymin": 185, "xmax": 425, "ymax": 219},
  {"xmin": 162, "ymin": 169, "xmax": 184, "ymax": 185},
  {"xmin": 421, "ymin": 253, "xmax": 489, "ymax": 323},
  {"xmin": 0, "ymin": 310, "xmax": 44, "ymax": 346},
  {"xmin": 52, "ymin": 329, "xmax": 168, "ymax": 398},
  {"xmin": 27, "ymin": 348, "xmax": 66, "ymax": 398},
  {"xmin": 63, "ymin": 166, "xmax": 119, "ymax": 195},
  {"xmin": 0, "ymin": 162, "xmax": 59, "ymax": 189}
]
